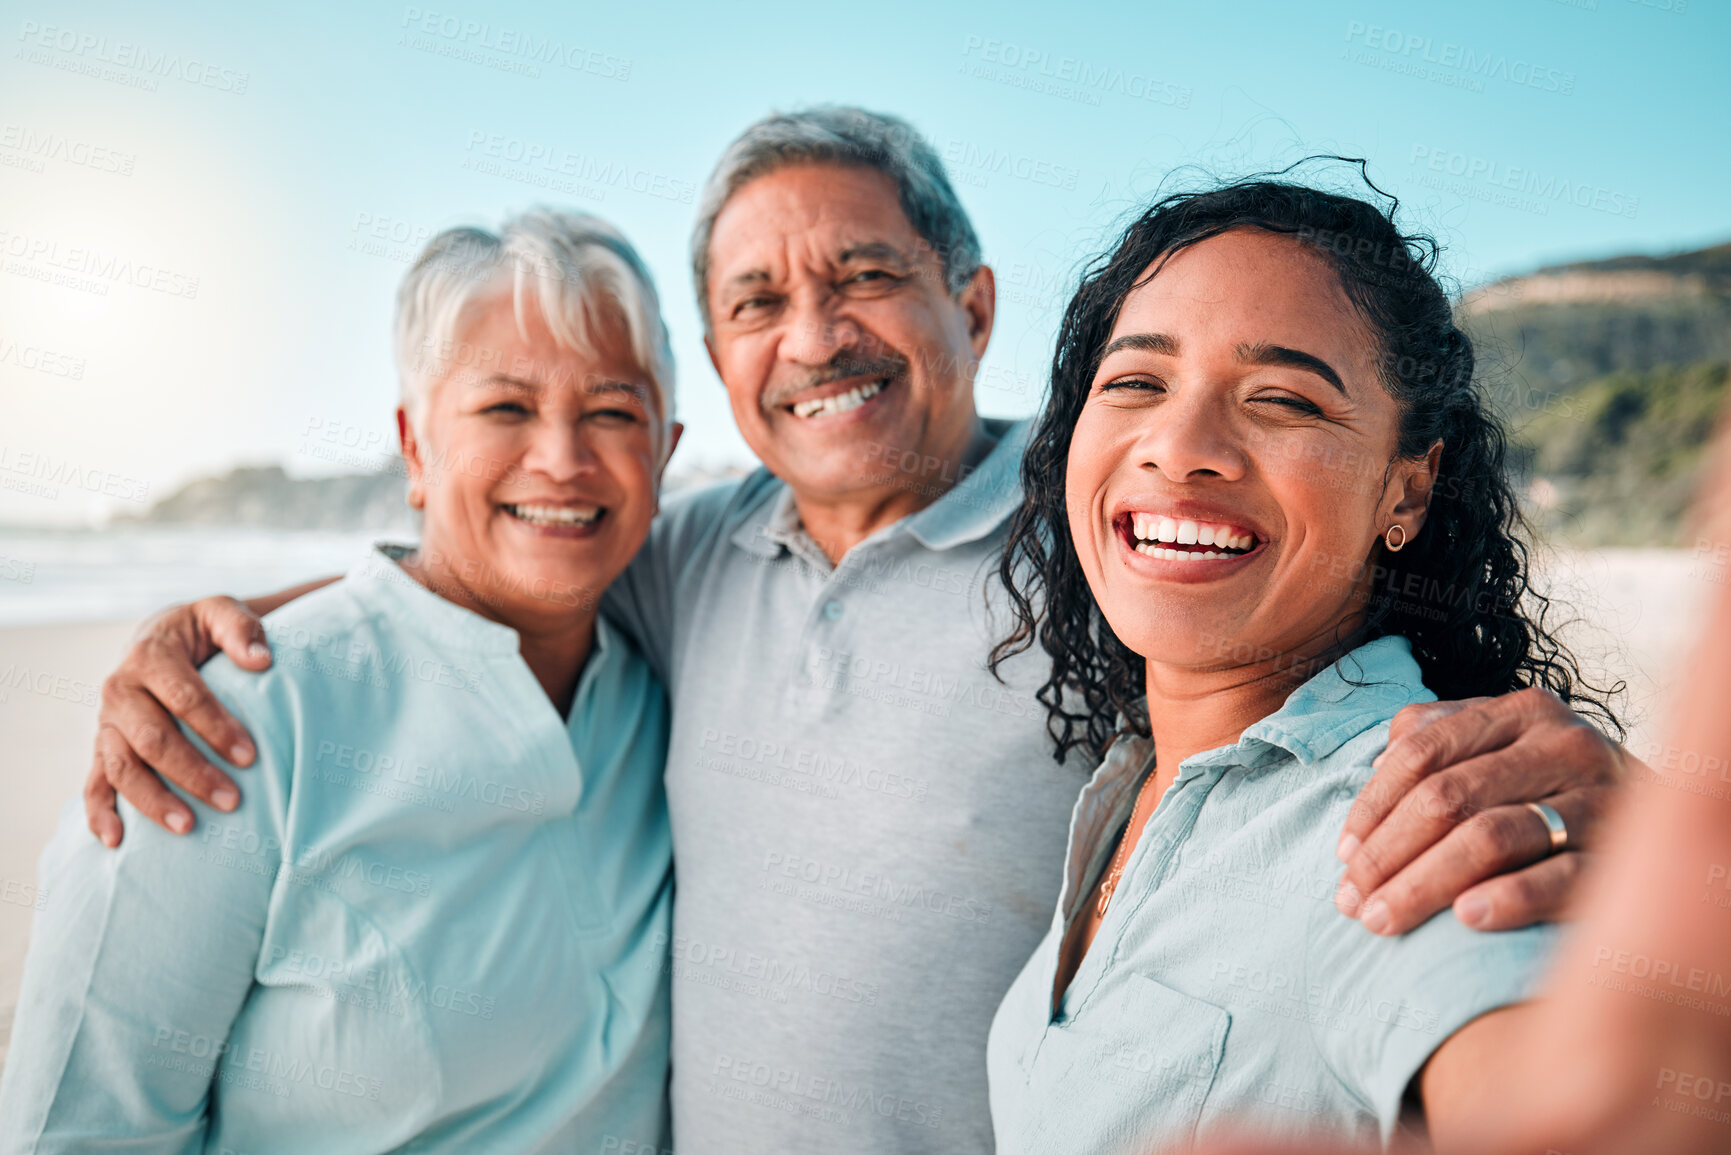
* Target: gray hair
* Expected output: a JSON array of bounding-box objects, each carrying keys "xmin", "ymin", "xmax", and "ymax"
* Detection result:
[
  {"xmin": 689, "ymin": 106, "xmax": 982, "ymax": 332},
  {"xmin": 395, "ymin": 208, "xmax": 675, "ymax": 453}
]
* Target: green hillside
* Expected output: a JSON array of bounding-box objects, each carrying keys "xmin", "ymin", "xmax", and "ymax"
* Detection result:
[
  {"xmin": 1508, "ymin": 361, "xmax": 1729, "ymax": 546},
  {"xmin": 1453, "ymin": 240, "xmax": 1731, "ymax": 546}
]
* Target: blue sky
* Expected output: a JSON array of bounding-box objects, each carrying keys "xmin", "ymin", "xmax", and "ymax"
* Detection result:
[{"xmin": 2, "ymin": 0, "xmax": 1724, "ymax": 524}]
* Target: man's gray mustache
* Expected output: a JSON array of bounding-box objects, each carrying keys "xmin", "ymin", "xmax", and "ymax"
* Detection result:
[{"xmin": 759, "ymin": 354, "xmax": 910, "ymax": 412}]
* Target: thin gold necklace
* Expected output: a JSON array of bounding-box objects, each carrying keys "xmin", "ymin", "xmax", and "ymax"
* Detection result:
[{"xmin": 1095, "ymin": 759, "xmax": 1161, "ymax": 918}]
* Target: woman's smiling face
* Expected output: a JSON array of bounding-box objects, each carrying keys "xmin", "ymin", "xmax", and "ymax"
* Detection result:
[
  {"xmin": 1065, "ymin": 227, "xmax": 1439, "ymax": 674},
  {"xmin": 400, "ymin": 287, "xmax": 668, "ymax": 631}
]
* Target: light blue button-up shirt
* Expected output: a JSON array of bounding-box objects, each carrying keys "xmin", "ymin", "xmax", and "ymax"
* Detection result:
[
  {"xmin": 0, "ymin": 546, "xmax": 673, "ymax": 1154},
  {"xmin": 987, "ymin": 636, "xmax": 1559, "ymax": 1153}
]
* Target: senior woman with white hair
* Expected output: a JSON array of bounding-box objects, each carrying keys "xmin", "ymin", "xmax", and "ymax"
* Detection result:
[{"xmin": 0, "ymin": 210, "xmax": 683, "ymax": 1152}]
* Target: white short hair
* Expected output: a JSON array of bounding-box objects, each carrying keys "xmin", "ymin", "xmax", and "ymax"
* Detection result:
[{"xmin": 394, "ymin": 208, "xmax": 675, "ymax": 452}]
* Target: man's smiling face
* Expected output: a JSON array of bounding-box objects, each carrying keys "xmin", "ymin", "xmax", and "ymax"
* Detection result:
[{"xmin": 702, "ymin": 162, "xmax": 994, "ymax": 504}]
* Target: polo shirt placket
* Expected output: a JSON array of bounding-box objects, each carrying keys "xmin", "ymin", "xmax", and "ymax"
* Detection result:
[{"xmin": 605, "ymin": 417, "xmax": 1097, "ymax": 1154}]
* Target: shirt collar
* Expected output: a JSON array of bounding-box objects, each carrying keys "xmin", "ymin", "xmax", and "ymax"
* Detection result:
[
  {"xmin": 758, "ymin": 484, "xmax": 834, "ymax": 570},
  {"xmin": 1080, "ymin": 730, "xmax": 1159, "ymax": 809},
  {"xmin": 1185, "ymin": 635, "xmax": 1435, "ymax": 772},
  {"xmin": 727, "ymin": 417, "xmax": 1031, "ymax": 562},
  {"xmin": 1084, "ymin": 636, "xmax": 1434, "ymax": 788},
  {"xmin": 348, "ymin": 543, "xmax": 623, "ymax": 676},
  {"xmin": 728, "ymin": 473, "xmax": 796, "ymax": 560},
  {"xmin": 347, "ymin": 543, "xmax": 522, "ymax": 656},
  {"xmin": 905, "ymin": 416, "xmax": 1028, "ymax": 552}
]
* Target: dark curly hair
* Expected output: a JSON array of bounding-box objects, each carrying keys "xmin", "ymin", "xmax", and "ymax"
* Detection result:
[{"xmin": 991, "ymin": 165, "xmax": 1623, "ymax": 763}]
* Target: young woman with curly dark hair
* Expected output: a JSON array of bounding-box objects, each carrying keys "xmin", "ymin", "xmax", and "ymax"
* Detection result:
[{"xmin": 983, "ymin": 175, "xmax": 1621, "ymax": 1154}]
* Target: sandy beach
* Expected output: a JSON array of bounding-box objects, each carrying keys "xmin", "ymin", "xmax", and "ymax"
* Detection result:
[
  {"xmin": 0, "ymin": 618, "xmax": 139, "ymax": 1069},
  {"xmin": 0, "ymin": 548, "xmax": 1718, "ymax": 1071}
]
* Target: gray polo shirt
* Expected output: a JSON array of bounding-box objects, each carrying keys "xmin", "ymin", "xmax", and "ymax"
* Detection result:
[{"xmin": 604, "ymin": 417, "xmax": 1091, "ymax": 1153}]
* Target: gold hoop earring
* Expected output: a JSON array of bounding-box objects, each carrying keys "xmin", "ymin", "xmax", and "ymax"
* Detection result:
[{"xmin": 1384, "ymin": 524, "xmax": 1407, "ymax": 552}]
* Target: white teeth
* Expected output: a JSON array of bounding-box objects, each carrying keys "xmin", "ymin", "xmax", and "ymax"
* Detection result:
[
  {"xmin": 1134, "ymin": 543, "xmax": 1224, "ymax": 562},
  {"xmin": 506, "ymin": 504, "xmax": 600, "ymax": 527},
  {"xmin": 1128, "ymin": 514, "xmax": 1258, "ymax": 557},
  {"xmin": 791, "ymin": 379, "xmax": 885, "ymax": 419}
]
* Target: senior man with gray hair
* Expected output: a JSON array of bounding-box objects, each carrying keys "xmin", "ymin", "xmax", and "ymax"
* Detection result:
[{"xmin": 85, "ymin": 107, "xmax": 1631, "ymax": 1152}]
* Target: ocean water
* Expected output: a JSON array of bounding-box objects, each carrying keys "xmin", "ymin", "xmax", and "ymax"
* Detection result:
[{"xmin": 0, "ymin": 526, "xmax": 396, "ymax": 627}]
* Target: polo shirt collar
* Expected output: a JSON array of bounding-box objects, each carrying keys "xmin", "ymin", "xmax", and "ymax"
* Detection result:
[
  {"xmin": 724, "ymin": 478, "xmax": 833, "ymax": 567},
  {"xmin": 727, "ymin": 416, "xmax": 1032, "ymax": 562},
  {"xmin": 906, "ymin": 417, "xmax": 1029, "ymax": 552},
  {"xmin": 726, "ymin": 472, "xmax": 794, "ymax": 560},
  {"xmin": 758, "ymin": 484, "xmax": 834, "ymax": 570}
]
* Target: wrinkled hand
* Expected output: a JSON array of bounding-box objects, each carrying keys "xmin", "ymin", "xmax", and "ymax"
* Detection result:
[
  {"xmin": 1334, "ymin": 687, "xmax": 1630, "ymax": 935},
  {"xmin": 85, "ymin": 596, "xmax": 271, "ymax": 846}
]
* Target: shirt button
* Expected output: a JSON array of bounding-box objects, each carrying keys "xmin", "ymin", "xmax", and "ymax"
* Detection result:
[{"xmin": 823, "ymin": 600, "xmax": 844, "ymax": 620}]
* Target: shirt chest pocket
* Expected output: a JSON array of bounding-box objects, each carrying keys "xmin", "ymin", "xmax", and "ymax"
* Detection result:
[{"xmin": 1023, "ymin": 973, "xmax": 1230, "ymax": 1155}]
